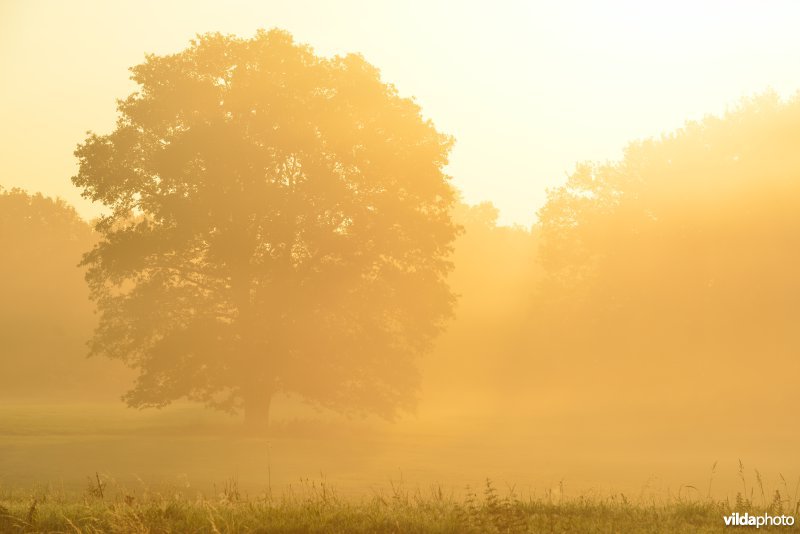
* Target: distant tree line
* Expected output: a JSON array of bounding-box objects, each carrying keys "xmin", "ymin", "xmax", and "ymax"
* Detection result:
[{"xmin": 4, "ymin": 29, "xmax": 800, "ymax": 426}]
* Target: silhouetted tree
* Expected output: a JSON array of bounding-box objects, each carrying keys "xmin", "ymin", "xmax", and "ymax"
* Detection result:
[{"xmin": 72, "ymin": 30, "xmax": 457, "ymax": 430}]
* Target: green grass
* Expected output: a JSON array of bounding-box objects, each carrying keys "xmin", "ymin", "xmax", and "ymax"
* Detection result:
[{"xmin": 1, "ymin": 478, "xmax": 797, "ymax": 533}]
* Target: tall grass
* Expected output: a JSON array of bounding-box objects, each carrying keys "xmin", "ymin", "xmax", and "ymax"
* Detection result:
[{"xmin": 2, "ymin": 471, "xmax": 799, "ymax": 533}]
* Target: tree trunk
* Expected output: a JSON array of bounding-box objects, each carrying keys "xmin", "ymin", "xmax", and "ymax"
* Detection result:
[{"xmin": 244, "ymin": 386, "xmax": 273, "ymax": 434}]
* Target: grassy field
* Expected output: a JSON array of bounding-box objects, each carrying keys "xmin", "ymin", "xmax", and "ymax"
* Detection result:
[
  {"xmin": 4, "ymin": 401, "xmax": 796, "ymax": 497},
  {"xmin": 3, "ymin": 402, "xmax": 800, "ymax": 532},
  {"xmin": 2, "ymin": 477, "xmax": 795, "ymax": 533}
]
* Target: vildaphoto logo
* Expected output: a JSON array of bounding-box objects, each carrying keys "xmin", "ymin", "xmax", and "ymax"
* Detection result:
[{"xmin": 723, "ymin": 512, "xmax": 795, "ymax": 528}]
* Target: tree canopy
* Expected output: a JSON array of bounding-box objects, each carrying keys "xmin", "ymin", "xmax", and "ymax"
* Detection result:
[
  {"xmin": 533, "ymin": 92, "xmax": 800, "ymax": 405},
  {"xmin": 72, "ymin": 29, "xmax": 458, "ymax": 428}
]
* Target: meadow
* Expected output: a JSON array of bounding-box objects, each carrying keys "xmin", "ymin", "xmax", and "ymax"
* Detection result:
[
  {"xmin": 1, "ymin": 480, "xmax": 784, "ymax": 533},
  {"xmin": 2, "ymin": 402, "xmax": 800, "ymax": 532}
]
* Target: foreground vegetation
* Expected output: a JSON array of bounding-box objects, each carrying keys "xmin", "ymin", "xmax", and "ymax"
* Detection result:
[{"xmin": 1, "ymin": 478, "xmax": 797, "ymax": 533}]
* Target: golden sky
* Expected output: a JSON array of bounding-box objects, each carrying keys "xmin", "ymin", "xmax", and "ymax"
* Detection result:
[{"xmin": 3, "ymin": 0, "xmax": 800, "ymax": 226}]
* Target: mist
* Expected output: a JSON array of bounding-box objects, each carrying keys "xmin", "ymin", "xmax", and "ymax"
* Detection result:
[{"xmin": 3, "ymin": 12, "xmax": 800, "ymax": 534}]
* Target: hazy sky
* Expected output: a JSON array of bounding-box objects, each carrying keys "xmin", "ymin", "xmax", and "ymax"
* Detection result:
[{"xmin": 3, "ymin": 0, "xmax": 800, "ymax": 226}]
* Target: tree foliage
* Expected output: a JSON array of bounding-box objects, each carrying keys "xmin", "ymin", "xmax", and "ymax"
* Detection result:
[
  {"xmin": 72, "ymin": 30, "xmax": 458, "ymax": 426},
  {"xmin": 534, "ymin": 92, "xmax": 800, "ymax": 401}
]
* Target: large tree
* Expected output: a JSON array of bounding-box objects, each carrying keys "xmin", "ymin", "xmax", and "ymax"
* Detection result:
[{"xmin": 72, "ymin": 30, "xmax": 457, "ymax": 429}]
